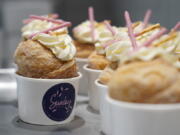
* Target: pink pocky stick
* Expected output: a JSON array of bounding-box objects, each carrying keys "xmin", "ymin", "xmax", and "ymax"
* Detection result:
[
  {"xmin": 23, "ymin": 14, "xmax": 60, "ymax": 24},
  {"xmin": 104, "ymin": 20, "xmax": 116, "ymax": 36},
  {"xmin": 142, "ymin": 28, "xmax": 167, "ymax": 47},
  {"xmin": 50, "ymin": 13, "xmax": 59, "ymax": 19},
  {"xmin": 30, "ymin": 15, "xmax": 64, "ymax": 24},
  {"xmin": 102, "ymin": 39, "xmax": 121, "ymax": 48},
  {"xmin": 172, "ymin": 21, "xmax": 180, "ymax": 31},
  {"xmin": 143, "ymin": 9, "xmax": 152, "ymax": 29},
  {"xmin": 23, "ymin": 18, "xmax": 33, "ymax": 24},
  {"xmin": 124, "ymin": 11, "xmax": 138, "ymax": 50},
  {"xmin": 29, "ymin": 22, "xmax": 71, "ymax": 39},
  {"xmin": 88, "ymin": 6, "xmax": 95, "ymax": 42}
]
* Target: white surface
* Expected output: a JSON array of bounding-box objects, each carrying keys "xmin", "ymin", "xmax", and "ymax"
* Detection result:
[
  {"xmin": 76, "ymin": 58, "xmax": 88, "ymax": 96},
  {"xmin": 83, "ymin": 65, "xmax": 102, "ymax": 112},
  {"xmin": 95, "ymin": 80, "xmax": 110, "ymax": 135},
  {"xmin": 16, "ymin": 73, "xmax": 82, "ymax": 125},
  {"xmin": 0, "ymin": 98, "xmax": 101, "ymax": 135},
  {"xmin": 107, "ymin": 95, "xmax": 180, "ymax": 135}
]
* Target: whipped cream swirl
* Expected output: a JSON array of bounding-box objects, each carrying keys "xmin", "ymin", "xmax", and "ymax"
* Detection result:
[
  {"xmin": 95, "ymin": 27, "xmax": 130, "ymax": 55},
  {"xmin": 33, "ymin": 33, "xmax": 76, "ymax": 61},
  {"xmin": 105, "ymin": 40, "xmax": 133, "ymax": 62},
  {"xmin": 73, "ymin": 20, "xmax": 119, "ymax": 44}
]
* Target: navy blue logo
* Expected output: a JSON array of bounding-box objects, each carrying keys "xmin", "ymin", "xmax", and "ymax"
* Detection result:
[{"xmin": 42, "ymin": 83, "xmax": 75, "ymax": 121}]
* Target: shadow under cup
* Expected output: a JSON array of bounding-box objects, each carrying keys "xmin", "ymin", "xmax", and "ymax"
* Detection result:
[
  {"xmin": 107, "ymin": 95, "xmax": 180, "ymax": 135},
  {"xmin": 15, "ymin": 72, "xmax": 82, "ymax": 125}
]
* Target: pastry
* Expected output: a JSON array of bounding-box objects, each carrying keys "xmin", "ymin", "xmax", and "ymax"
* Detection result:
[
  {"xmin": 14, "ymin": 14, "xmax": 77, "ymax": 79},
  {"xmin": 108, "ymin": 59, "xmax": 180, "ymax": 103},
  {"xmin": 98, "ymin": 11, "xmax": 179, "ymax": 85},
  {"xmin": 98, "ymin": 66, "xmax": 115, "ymax": 84},
  {"xmin": 73, "ymin": 40, "xmax": 95, "ymax": 58},
  {"xmin": 88, "ymin": 51, "xmax": 110, "ymax": 70},
  {"xmin": 73, "ymin": 7, "xmax": 119, "ymax": 58}
]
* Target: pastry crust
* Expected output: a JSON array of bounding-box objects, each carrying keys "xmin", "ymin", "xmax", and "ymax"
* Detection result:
[
  {"xmin": 14, "ymin": 40, "xmax": 77, "ymax": 79},
  {"xmin": 88, "ymin": 51, "xmax": 110, "ymax": 70},
  {"xmin": 99, "ymin": 62, "xmax": 119, "ymax": 85},
  {"xmin": 99, "ymin": 67, "xmax": 114, "ymax": 85},
  {"xmin": 146, "ymin": 77, "xmax": 180, "ymax": 103},
  {"xmin": 108, "ymin": 59, "xmax": 180, "ymax": 103},
  {"xmin": 74, "ymin": 40, "xmax": 95, "ymax": 58}
]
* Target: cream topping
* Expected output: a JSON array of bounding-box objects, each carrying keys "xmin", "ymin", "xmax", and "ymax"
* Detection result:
[
  {"xmin": 119, "ymin": 47, "xmax": 180, "ymax": 69},
  {"xmin": 33, "ymin": 33, "xmax": 76, "ymax": 61},
  {"xmin": 105, "ymin": 40, "xmax": 134, "ymax": 62},
  {"xmin": 73, "ymin": 20, "xmax": 98, "ymax": 43},
  {"xmin": 22, "ymin": 20, "xmax": 67, "ymax": 39},
  {"xmin": 95, "ymin": 27, "xmax": 130, "ymax": 55},
  {"xmin": 73, "ymin": 20, "xmax": 119, "ymax": 44}
]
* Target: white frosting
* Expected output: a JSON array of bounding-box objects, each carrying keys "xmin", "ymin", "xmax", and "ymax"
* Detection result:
[
  {"xmin": 119, "ymin": 47, "xmax": 179, "ymax": 69},
  {"xmin": 105, "ymin": 40, "xmax": 133, "ymax": 62},
  {"xmin": 73, "ymin": 20, "xmax": 98, "ymax": 43},
  {"xmin": 22, "ymin": 20, "xmax": 67, "ymax": 39},
  {"xmin": 95, "ymin": 27, "xmax": 130, "ymax": 55},
  {"xmin": 73, "ymin": 20, "xmax": 119, "ymax": 44},
  {"xmin": 33, "ymin": 33, "xmax": 76, "ymax": 61},
  {"xmin": 116, "ymin": 27, "xmax": 129, "ymax": 40},
  {"xmin": 97, "ymin": 24, "xmax": 118, "ymax": 43},
  {"xmin": 95, "ymin": 42, "xmax": 106, "ymax": 54}
]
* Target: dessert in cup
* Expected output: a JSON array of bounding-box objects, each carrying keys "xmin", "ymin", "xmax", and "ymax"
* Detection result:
[
  {"xmin": 97, "ymin": 10, "xmax": 180, "ymax": 135},
  {"xmin": 82, "ymin": 12, "xmax": 123, "ymax": 111},
  {"xmin": 95, "ymin": 9, "xmax": 164, "ymax": 134},
  {"xmin": 85, "ymin": 9, "xmax": 160, "ymax": 112},
  {"xmin": 107, "ymin": 60, "xmax": 180, "ymax": 135},
  {"xmin": 104, "ymin": 11, "xmax": 180, "ymax": 135},
  {"xmin": 98, "ymin": 9, "xmax": 169, "ymax": 85},
  {"xmin": 14, "ymin": 14, "xmax": 81, "ymax": 125},
  {"xmin": 73, "ymin": 6, "xmax": 119, "ymax": 95}
]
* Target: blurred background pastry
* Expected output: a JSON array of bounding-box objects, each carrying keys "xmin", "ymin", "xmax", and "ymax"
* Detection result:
[{"xmin": 73, "ymin": 7, "xmax": 119, "ymax": 59}]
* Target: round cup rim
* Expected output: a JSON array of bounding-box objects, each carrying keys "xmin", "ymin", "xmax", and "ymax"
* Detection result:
[
  {"xmin": 83, "ymin": 64, "xmax": 102, "ymax": 73},
  {"xmin": 95, "ymin": 79, "xmax": 108, "ymax": 88},
  {"xmin": 76, "ymin": 58, "xmax": 88, "ymax": 62},
  {"xmin": 15, "ymin": 72, "xmax": 82, "ymax": 82},
  {"xmin": 106, "ymin": 94, "xmax": 180, "ymax": 110}
]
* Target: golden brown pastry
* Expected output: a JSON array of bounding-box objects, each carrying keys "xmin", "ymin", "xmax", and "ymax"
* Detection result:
[
  {"xmin": 14, "ymin": 40, "xmax": 77, "ymax": 79},
  {"xmin": 98, "ymin": 62, "xmax": 119, "ymax": 84},
  {"xmin": 146, "ymin": 77, "xmax": 180, "ymax": 103},
  {"xmin": 88, "ymin": 51, "xmax": 110, "ymax": 70},
  {"xmin": 74, "ymin": 40, "xmax": 95, "ymax": 58},
  {"xmin": 98, "ymin": 67, "xmax": 114, "ymax": 85},
  {"xmin": 108, "ymin": 59, "xmax": 180, "ymax": 103},
  {"xmin": 73, "ymin": 19, "xmax": 119, "ymax": 59}
]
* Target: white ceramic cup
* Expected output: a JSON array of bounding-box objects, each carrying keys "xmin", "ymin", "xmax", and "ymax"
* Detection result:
[
  {"xmin": 107, "ymin": 94, "xmax": 180, "ymax": 135},
  {"xmin": 76, "ymin": 58, "xmax": 88, "ymax": 96},
  {"xmin": 16, "ymin": 72, "xmax": 82, "ymax": 125},
  {"xmin": 83, "ymin": 64, "xmax": 102, "ymax": 111},
  {"xmin": 95, "ymin": 80, "xmax": 111, "ymax": 135}
]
